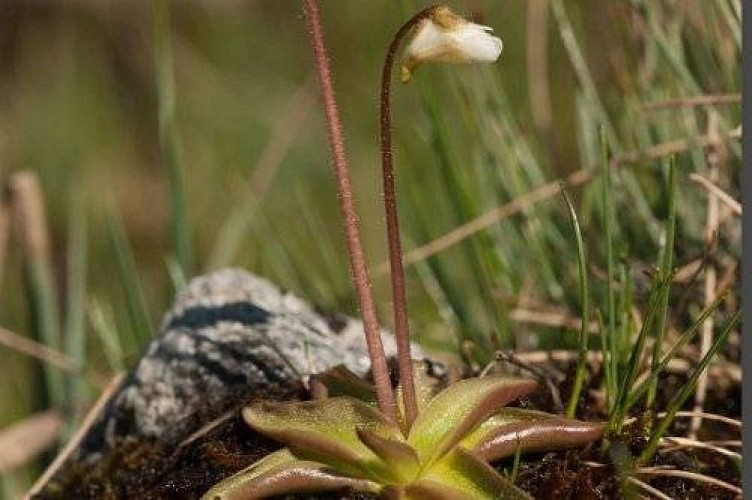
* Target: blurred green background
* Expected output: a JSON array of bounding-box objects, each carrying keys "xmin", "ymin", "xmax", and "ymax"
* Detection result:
[{"xmin": 0, "ymin": 0, "xmax": 740, "ymax": 493}]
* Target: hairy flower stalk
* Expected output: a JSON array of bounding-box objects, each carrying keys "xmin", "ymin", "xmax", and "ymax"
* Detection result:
[
  {"xmin": 302, "ymin": 0, "xmax": 397, "ymax": 423},
  {"xmin": 381, "ymin": 5, "xmax": 503, "ymax": 429}
]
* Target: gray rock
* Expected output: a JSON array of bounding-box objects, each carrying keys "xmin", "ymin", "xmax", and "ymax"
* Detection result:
[{"xmin": 72, "ymin": 268, "xmax": 408, "ymax": 463}]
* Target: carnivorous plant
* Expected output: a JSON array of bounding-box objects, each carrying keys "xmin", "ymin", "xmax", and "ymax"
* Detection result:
[{"xmin": 203, "ymin": 4, "xmax": 604, "ymax": 498}]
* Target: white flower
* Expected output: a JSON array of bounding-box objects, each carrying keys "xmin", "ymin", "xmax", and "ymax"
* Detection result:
[{"xmin": 401, "ymin": 6, "xmax": 503, "ymax": 83}]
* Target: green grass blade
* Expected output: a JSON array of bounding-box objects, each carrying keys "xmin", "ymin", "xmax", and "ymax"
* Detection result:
[
  {"xmin": 617, "ymin": 261, "xmax": 633, "ymax": 367},
  {"xmin": 599, "ymin": 128, "xmax": 618, "ymax": 411},
  {"xmin": 594, "ymin": 307, "xmax": 616, "ymax": 412},
  {"xmin": 625, "ymin": 289, "xmax": 727, "ymax": 410},
  {"xmin": 165, "ymin": 255, "xmax": 188, "ymax": 295},
  {"xmin": 154, "ymin": 0, "xmax": 192, "ymax": 278},
  {"xmin": 28, "ymin": 260, "xmax": 64, "ymax": 410},
  {"xmin": 64, "ymin": 192, "xmax": 88, "ymax": 428},
  {"xmin": 646, "ymin": 157, "xmax": 676, "ymax": 410},
  {"xmin": 548, "ymin": 0, "xmax": 619, "ymax": 150},
  {"xmin": 12, "ymin": 173, "xmax": 65, "ymax": 411},
  {"xmin": 638, "ymin": 309, "xmax": 740, "ymax": 464},
  {"xmin": 87, "ymin": 298, "xmax": 125, "ymax": 373},
  {"xmin": 105, "ymin": 209, "xmax": 154, "ymax": 347},
  {"xmin": 609, "ymin": 273, "xmax": 670, "ymax": 432},
  {"xmin": 562, "ymin": 189, "xmax": 590, "ymax": 418}
]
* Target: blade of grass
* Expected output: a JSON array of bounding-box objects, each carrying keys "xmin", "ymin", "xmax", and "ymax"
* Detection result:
[
  {"xmin": 154, "ymin": 0, "xmax": 192, "ymax": 277},
  {"xmin": 165, "ymin": 255, "xmax": 188, "ymax": 295},
  {"xmin": 595, "ymin": 308, "xmax": 615, "ymax": 409},
  {"xmin": 562, "ymin": 189, "xmax": 590, "ymax": 418},
  {"xmin": 87, "ymin": 298, "xmax": 125, "ymax": 373},
  {"xmin": 646, "ymin": 157, "xmax": 676, "ymax": 410},
  {"xmin": 599, "ymin": 129, "xmax": 618, "ymax": 413},
  {"xmin": 617, "ymin": 261, "xmax": 633, "ymax": 367},
  {"xmin": 104, "ymin": 209, "xmax": 154, "ymax": 347},
  {"xmin": 609, "ymin": 272, "xmax": 671, "ymax": 433},
  {"xmin": 64, "ymin": 191, "xmax": 88, "ymax": 430},
  {"xmin": 509, "ymin": 438, "xmax": 523, "ymax": 483},
  {"xmin": 416, "ymin": 78, "xmax": 510, "ymax": 351},
  {"xmin": 638, "ymin": 309, "xmax": 740, "ymax": 464},
  {"xmin": 625, "ymin": 288, "xmax": 728, "ymax": 410},
  {"xmin": 9, "ymin": 172, "xmax": 64, "ymax": 410}
]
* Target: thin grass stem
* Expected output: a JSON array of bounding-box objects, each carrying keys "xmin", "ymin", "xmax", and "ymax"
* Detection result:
[
  {"xmin": 64, "ymin": 191, "xmax": 88, "ymax": 429},
  {"xmin": 599, "ymin": 129, "xmax": 618, "ymax": 412},
  {"xmin": 104, "ymin": 210, "xmax": 154, "ymax": 347},
  {"xmin": 154, "ymin": 0, "xmax": 192, "ymax": 278},
  {"xmin": 562, "ymin": 189, "xmax": 589, "ymax": 418},
  {"xmin": 646, "ymin": 157, "xmax": 676, "ymax": 410}
]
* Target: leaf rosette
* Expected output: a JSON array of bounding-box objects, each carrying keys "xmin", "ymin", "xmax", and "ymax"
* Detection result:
[{"xmin": 202, "ymin": 366, "xmax": 602, "ymax": 499}]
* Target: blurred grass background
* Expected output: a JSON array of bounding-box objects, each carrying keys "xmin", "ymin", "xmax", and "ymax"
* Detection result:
[{"xmin": 0, "ymin": 0, "xmax": 740, "ymax": 494}]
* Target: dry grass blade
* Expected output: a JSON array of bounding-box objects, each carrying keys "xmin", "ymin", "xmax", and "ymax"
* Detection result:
[
  {"xmin": 641, "ymin": 93, "xmax": 740, "ymax": 111},
  {"xmin": 526, "ymin": 0, "xmax": 556, "ymax": 165},
  {"xmin": 659, "ymin": 436, "xmax": 741, "ymax": 460},
  {"xmin": 507, "ymin": 350, "xmax": 739, "ymax": 386},
  {"xmin": 0, "ymin": 325, "xmax": 79, "ymax": 372},
  {"xmin": 0, "ymin": 197, "xmax": 10, "ymax": 291},
  {"xmin": 8, "ymin": 171, "xmax": 50, "ymax": 260},
  {"xmin": 380, "ymin": 169, "xmax": 593, "ymax": 273},
  {"xmin": 624, "ymin": 476, "xmax": 673, "ymax": 500},
  {"xmin": 691, "ymin": 112, "xmax": 723, "ymax": 438},
  {"xmin": 8, "ymin": 170, "xmax": 65, "ymax": 408},
  {"xmin": 659, "ymin": 411, "xmax": 740, "ymax": 428},
  {"xmin": 172, "ymin": 409, "xmax": 235, "ymax": 457},
  {"xmin": 636, "ymin": 468, "xmax": 741, "ymax": 495},
  {"xmin": 509, "ymin": 307, "xmax": 599, "ymax": 333},
  {"xmin": 248, "ymin": 80, "xmax": 316, "ymax": 195},
  {"xmin": 689, "ymin": 172, "xmax": 742, "ymax": 215},
  {"xmin": 24, "ymin": 373, "xmax": 124, "ymax": 500},
  {"xmin": 613, "ymin": 126, "xmax": 741, "ymax": 166},
  {"xmin": 0, "ymin": 411, "xmax": 62, "ymax": 473}
]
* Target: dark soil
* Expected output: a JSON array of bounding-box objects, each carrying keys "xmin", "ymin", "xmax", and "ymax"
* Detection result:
[{"xmin": 36, "ymin": 357, "xmax": 741, "ymax": 499}]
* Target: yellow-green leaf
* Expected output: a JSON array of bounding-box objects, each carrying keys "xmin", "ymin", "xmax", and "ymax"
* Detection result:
[
  {"xmin": 409, "ymin": 448, "xmax": 532, "ymax": 499},
  {"xmin": 407, "ymin": 376, "xmax": 537, "ymax": 466},
  {"xmin": 243, "ymin": 397, "xmax": 404, "ymax": 482}
]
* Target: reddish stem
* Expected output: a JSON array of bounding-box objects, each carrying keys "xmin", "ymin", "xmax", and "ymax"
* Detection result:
[
  {"xmin": 301, "ymin": 0, "xmax": 397, "ymax": 423},
  {"xmin": 380, "ymin": 6, "xmax": 436, "ymax": 429}
]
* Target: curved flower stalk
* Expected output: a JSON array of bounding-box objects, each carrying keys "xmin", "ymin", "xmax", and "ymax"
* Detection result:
[
  {"xmin": 378, "ymin": 4, "xmax": 504, "ymax": 429},
  {"xmin": 202, "ymin": 365, "xmax": 603, "ymax": 500}
]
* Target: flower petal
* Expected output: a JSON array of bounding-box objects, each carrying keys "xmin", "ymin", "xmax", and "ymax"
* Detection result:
[
  {"xmin": 450, "ymin": 24, "xmax": 503, "ymax": 62},
  {"xmin": 402, "ymin": 5, "xmax": 503, "ymax": 78}
]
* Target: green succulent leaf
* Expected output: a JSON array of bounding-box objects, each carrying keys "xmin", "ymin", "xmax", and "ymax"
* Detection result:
[
  {"xmin": 356, "ymin": 426, "xmax": 421, "ymax": 482},
  {"xmin": 460, "ymin": 408, "xmax": 604, "ymax": 462},
  {"xmin": 405, "ymin": 361, "xmax": 443, "ymax": 409},
  {"xmin": 408, "ymin": 448, "xmax": 533, "ymax": 500},
  {"xmin": 408, "ymin": 375, "xmax": 537, "ymax": 466},
  {"xmin": 243, "ymin": 397, "xmax": 404, "ymax": 482},
  {"xmin": 312, "ymin": 364, "xmax": 378, "ymax": 404},
  {"xmin": 201, "ymin": 448, "xmax": 379, "ymax": 500}
]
